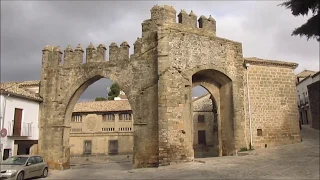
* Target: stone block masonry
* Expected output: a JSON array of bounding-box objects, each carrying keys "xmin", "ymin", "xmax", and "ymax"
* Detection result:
[
  {"xmin": 37, "ymin": 4, "xmax": 302, "ymax": 170},
  {"xmin": 244, "ymin": 58, "xmax": 301, "ymax": 149}
]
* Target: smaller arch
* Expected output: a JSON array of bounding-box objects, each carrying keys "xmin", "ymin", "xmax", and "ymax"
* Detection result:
[
  {"xmin": 192, "ymin": 84, "xmax": 221, "ymax": 158},
  {"xmin": 186, "ymin": 64, "xmax": 235, "ymax": 84},
  {"xmin": 191, "ymin": 67, "xmax": 235, "ymax": 156}
]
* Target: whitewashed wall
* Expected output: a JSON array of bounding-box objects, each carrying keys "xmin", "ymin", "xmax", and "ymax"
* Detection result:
[{"xmin": 0, "ymin": 94, "xmax": 40, "ymax": 159}]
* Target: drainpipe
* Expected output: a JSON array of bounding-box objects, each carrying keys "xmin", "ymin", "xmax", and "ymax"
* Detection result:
[
  {"xmin": 1, "ymin": 94, "xmax": 10, "ymax": 129},
  {"xmin": 245, "ymin": 63, "xmax": 253, "ymax": 150}
]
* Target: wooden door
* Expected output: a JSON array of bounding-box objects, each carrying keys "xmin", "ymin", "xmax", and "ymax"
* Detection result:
[
  {"xmin": 198, "ymin": 130, "xmax": 206, "ymax": 145},
  {"xmin": 13, "ymin": 108, "xmax": 23, "ymax": 136},
  {"xmin": 108, "ymin": 140, "xmax": 118, "ymax": 154},
  {"xmin": 83, "ymin": 140, "xmax": 92, "ymax": 155}
]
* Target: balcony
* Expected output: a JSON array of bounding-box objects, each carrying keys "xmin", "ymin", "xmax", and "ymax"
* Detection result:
[
  {"xmin": 7, "ymin": 122, "xmax": 33, "ymax": 137},
  {"xmin": 305, "ymin": 97, "xmax": 309, "ymax": 104}
]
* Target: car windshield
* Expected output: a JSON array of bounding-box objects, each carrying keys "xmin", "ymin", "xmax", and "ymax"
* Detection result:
[{"xmin": 1, "ymin": 156, "xmax": 29, "ymax": 165}]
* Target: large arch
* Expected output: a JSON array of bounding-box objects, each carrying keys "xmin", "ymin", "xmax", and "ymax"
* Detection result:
[{"xmin": 37, "ymin": 42, "xmax": 160, "ymax": 170}]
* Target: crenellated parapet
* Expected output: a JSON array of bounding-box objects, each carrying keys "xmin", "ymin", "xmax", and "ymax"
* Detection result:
[
  {"xmin": 41, "ymin": 42, "xmax": 131, "ymax": 68},
  {"xmin": 133, "ymin": 37, "xmax": 142, "ymax": 57},
  {"xmin": 109, "ymin": 41, "xmax": 130, "ymax": 62},
  {"xmin": 142, "ymin": 5, "xmax": 217, "ymax": 36},
  {"xmin": 178, "ymin": 10, "xmax": 197, "ymax": 28}
]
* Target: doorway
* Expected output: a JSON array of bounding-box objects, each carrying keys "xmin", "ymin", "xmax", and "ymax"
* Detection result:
[
  {"xmin": 3, "ymin": 149, "xmax": 10, "ymax": 160},
  {"xmin": 198, "ymin": 130, "xmax": 206, "ymax": 145},
  {"xmin": 108, "ymin": 140, "xmax": 119, "ymax": 154},
  {"xmin": 83, "ymin": 140, "xmax": 92, "ymax": 155},
  {"xmin": 13, "ymin": 108, "xmax": 23, "ymax": 136}
]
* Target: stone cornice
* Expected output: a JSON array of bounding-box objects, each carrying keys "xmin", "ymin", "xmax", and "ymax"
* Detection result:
[{"xmin": 244, "ymin": 57, "xmax": 298, "ymax": 69}]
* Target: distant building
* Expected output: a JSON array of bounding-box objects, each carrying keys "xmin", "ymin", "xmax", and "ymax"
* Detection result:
[
  {"xmin": 0, "ymin": 80, "xmax": 41, "ymax": 161},
  {"xmin": 69, "ymin": 100, "xmax": 134, "ymax": 156},
  {"xmin": 296, "ymin": 70, "xmax": 319, "ymax": 126},
  {"xmin": 296, "ymin": 70, "xmax": 317, "ymax": 84},
  {"xmin": 307, "ymin": 72, "xmax": 320, "ymax": 130},
  {"xmin": 114, "ymin": 91, "xmax": 128, "ymax": 100}
]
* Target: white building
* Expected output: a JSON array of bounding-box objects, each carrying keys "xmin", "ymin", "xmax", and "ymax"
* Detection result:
[
  {"xmin": 296, "ymin": 70, "xmax": 319, "ymax": 126},
  {"xmin": 0, "ymin": 80, "xmax": 41, "ymax": 161}
]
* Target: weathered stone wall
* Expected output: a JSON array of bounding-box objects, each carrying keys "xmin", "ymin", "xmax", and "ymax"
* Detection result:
[
  {"xmin": 243, "ymin": 58, "xmax": 301, "ymax": 149},
  {"xmin": 156, "ymin": 8, "xmax": 246, "ymax": 163},
  {"xmin": 69, "ymin": 134, "xmax": 133, "ymax": 156},
  {"xmin": 308, "ymin": 81, "xmax": 320, "ymax": 130}
]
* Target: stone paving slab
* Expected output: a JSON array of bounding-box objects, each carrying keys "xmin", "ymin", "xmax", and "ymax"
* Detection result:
[{"xmin": 47, "ymin": 126, "xmax": 319, "ymax": 180}]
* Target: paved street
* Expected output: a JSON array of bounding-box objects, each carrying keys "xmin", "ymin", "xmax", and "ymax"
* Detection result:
[{"xmin": 47, "ymin": 125, "xmax": 319, "ymax": 179}]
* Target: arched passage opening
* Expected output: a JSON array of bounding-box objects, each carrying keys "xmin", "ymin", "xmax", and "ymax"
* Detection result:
[
  {"xmin": 191, "ymin": 68, "xmax": 235, "ymax": 157},
  {"xmin": 63, "ymin": 76, "xmax": 134, "ymax": 168},
  {"xmin": 192, "ymin": 85, "xmax": 220, "ymax": 158}
]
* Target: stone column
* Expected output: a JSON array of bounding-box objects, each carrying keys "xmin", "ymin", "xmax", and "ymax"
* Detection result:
[
  {"xmin": 115, "ymin": 114, "xmax": 119, "ymax": 132},
  {"xmin": 157, "ymin": 27, "xmax": 194, "ymax": 166}
]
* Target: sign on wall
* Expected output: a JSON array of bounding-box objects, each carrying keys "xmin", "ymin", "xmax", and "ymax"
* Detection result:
[{"xmin": 0, "ymin": 128, "xmax": 7, "ymax": 138}]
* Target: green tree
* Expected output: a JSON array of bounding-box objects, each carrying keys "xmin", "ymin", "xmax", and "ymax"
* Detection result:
[
  {"xmin": 107, "ymin": 83, "xmax": 120, "ymax": 100},
  {"xmin": 95, "ymin": 97, "xmax": 106, "ymax": 101},
  {"xmin": 279, "ymin": 0, "xmax": 320, "ymax": 41}
]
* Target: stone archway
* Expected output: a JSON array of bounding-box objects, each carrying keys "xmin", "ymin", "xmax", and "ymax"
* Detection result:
[
  {"xmin": 38, "ymin": 41, "xmax": 161, "ymax": 170},
  {"xmin": 38, "ymin": 5, "xmax": 247, "ymax": 169},
  {"xmin": 38, "ymin": 4, "xmax": 301, "ymax": 171},
  {"xmin": 192, "ymin": 69, "xmax": 235, "ymax": 156}
]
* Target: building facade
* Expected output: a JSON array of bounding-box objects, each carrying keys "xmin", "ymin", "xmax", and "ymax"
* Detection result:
[
  {"xmin": 0, "ymin": 81, "xmax": 41, "ymax": 161},
  {"xmin": 296, "ymin": 70, "xmax": 318, "ymax": 126},
  {"xmin": 307, "ymin": 72, "xmax": 320, "ymax": 130},
  {"xmin": 69, "ymin": 100, "xmax": 134, "ymax": 157}
]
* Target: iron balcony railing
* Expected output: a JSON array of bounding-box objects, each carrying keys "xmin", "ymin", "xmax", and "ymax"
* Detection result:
[{"xmin": 7, "ymin": 122, "xmax": 33, "ymax": 137}]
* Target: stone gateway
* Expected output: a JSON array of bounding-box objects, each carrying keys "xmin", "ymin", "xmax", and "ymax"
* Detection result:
[{"xmin": 38, "ymin": 5, "xmax": 301, "ymax": 170}]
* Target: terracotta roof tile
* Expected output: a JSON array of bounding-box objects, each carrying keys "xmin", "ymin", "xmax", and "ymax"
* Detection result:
[
  {"xmin": 73, "ymin": 100, "xmax": 132, "ymax": 113},
  {"xmin": 17, "ymin": 80, "xmax": 40, "ymax": 87},
  {"xmin": 0, "ymin": 80, "xmax": 42, "ymax": 101}
]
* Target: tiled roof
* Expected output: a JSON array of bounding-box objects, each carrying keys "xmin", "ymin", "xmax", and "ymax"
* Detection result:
[
  {"xmin": 0, "ymin": 80, "xmax": 42, "ymax": 101},
  {"xmin": 244, "ymin": 57, "xmax": 298, "ymax": 69},
  {"xmin": 192, "ymin": 93, "xmax": 211, "ymax": 102},
  {"xmin": 73, "ymin": 100, "xmax": 132, "ymax": 113},
  {"xmin": 296, "ymin": 70, "xmax": 317, "ymax": 78},
  {"xmin": 192, "ymin": 93, "xmax": 213, "ymax": 112},
  {"xmin": 17, "ymin": 80, "xmax": 40, "ymax": 87}
]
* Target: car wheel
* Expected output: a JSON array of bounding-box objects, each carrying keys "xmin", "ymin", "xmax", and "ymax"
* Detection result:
[
  {"xmin": 41, "ymin": 167, "xmax": 48, "ymax": 178},
  {"xmin": 16, "ymin": 172, "xmax": 24, "ymax": 180}
]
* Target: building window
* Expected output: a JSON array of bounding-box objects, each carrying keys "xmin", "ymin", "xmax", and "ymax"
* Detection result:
[
  {"xmin": 119, "ymin": 113, "xmax": 132, "ymax": 121},
  {"xmin": 72, "ymin": 115, "xmax": 82, "ymax": 123},
  {"xmin": 71, "ymin": 128, "xmax": 82, "ymax": 132},
  {"xmin": 257, "ymin": 129, "xmax": 262, "ymax": 136},
  {"xmin": 198, "ymin": 115, "xmax": 205, "ymax": 123},
  {"xmin": 103, "ymin": 114, "xmax": 115, "ymax": 121},
  {"xmin": 102, "ymin": 128, "xmax": 115, "ymax": 132},
  {"xmin": 119, "ymin": 127, "xmax": 132, "ymax": 132},
  {"xmin": 198, "ymin": 130, "xmax": 206, "ymax": 145}
]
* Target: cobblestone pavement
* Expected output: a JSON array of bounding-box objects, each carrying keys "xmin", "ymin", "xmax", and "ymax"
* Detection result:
[{"xmin": 47, "ymin": 125, "xmax": 319, "ymax": 179}]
